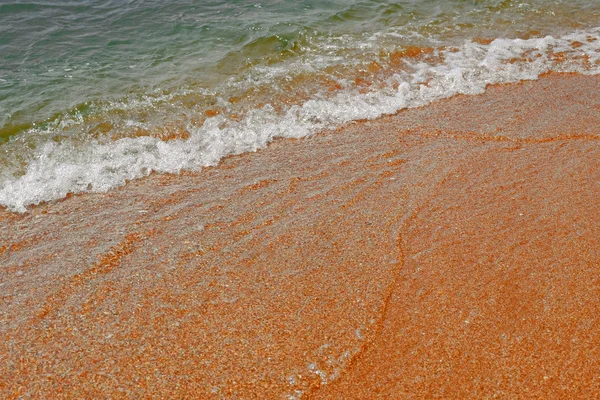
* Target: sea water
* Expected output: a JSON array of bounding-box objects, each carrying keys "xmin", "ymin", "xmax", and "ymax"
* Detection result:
[{"xmin": 1, "ymin": 0, "xmax": 599, "ymax": 211}]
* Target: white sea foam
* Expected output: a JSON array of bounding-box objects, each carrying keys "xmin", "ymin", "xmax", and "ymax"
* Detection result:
[{"xmin": 1, "ymin": 28, "xmax": 599, "ymax": 212}]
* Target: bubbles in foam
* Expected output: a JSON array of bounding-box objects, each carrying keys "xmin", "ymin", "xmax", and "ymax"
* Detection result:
[{"xmin": 1, "ymin": 28, "xmax": 600, "ymax": 212}]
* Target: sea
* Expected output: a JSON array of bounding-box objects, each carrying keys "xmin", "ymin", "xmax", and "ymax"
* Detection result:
[{"xmin": 1, "ymin": 0, "xmax": 599, "ymax": 212}]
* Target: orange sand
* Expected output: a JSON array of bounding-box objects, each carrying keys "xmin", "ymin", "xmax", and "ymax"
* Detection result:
[{"xmin": 1, "ymin": 73, "xmax": 600, "ymax": 399}]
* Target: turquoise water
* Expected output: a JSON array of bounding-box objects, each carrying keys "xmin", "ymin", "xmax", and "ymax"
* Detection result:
[{"xmin": 1, "ymin": 0, "xmax": 600, "ymax": 211}]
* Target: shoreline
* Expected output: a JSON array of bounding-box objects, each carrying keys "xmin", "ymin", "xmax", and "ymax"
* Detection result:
[{"xmin": 2, "ymin": 73, "xmax": 600, "ymax": 398}]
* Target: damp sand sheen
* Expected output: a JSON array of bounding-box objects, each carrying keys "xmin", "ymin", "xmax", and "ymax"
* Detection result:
[
  {"xmin": 2, "ymin": 1, "xmax": 600, "ymax": 399},
  {"xmin": 1, "ymin": 73, "xmax": 600, "ymax": 398}
]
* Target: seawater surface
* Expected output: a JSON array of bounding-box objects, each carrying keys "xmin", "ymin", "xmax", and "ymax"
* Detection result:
[{"xmin": 1, "ymin": 0, "xmax": 600, "ymax": 211}]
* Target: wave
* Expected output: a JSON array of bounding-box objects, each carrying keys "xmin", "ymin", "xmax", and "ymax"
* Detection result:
[{"xmin": 1, "ymin": 27, "xmax": 599, "ymax": 212}]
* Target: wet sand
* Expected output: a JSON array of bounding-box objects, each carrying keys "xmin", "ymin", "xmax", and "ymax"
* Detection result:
[{"xmin": 1, "ymin": 73, "xmax": 600, "ymax": 399}]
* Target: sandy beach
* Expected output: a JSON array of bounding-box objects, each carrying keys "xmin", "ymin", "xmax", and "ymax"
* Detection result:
[{"xmin": 1, "ymin": 73, "xmax": 600, "ymax": 398}]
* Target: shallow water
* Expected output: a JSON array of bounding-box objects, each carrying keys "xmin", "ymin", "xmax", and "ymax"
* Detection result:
[{"xmin": 1, "ymin": 0, "xmax": 600, "ymax": 211}]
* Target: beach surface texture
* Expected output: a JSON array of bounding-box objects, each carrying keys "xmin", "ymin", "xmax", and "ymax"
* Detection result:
[{"xmin": 1, "ymin": 73, "xmax": 600, "ymax": 398}]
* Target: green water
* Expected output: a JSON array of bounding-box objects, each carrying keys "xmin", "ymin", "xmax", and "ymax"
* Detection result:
[{"xmin": 2, "ymin": 0, "xmax": 599, "ymax": 142}]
